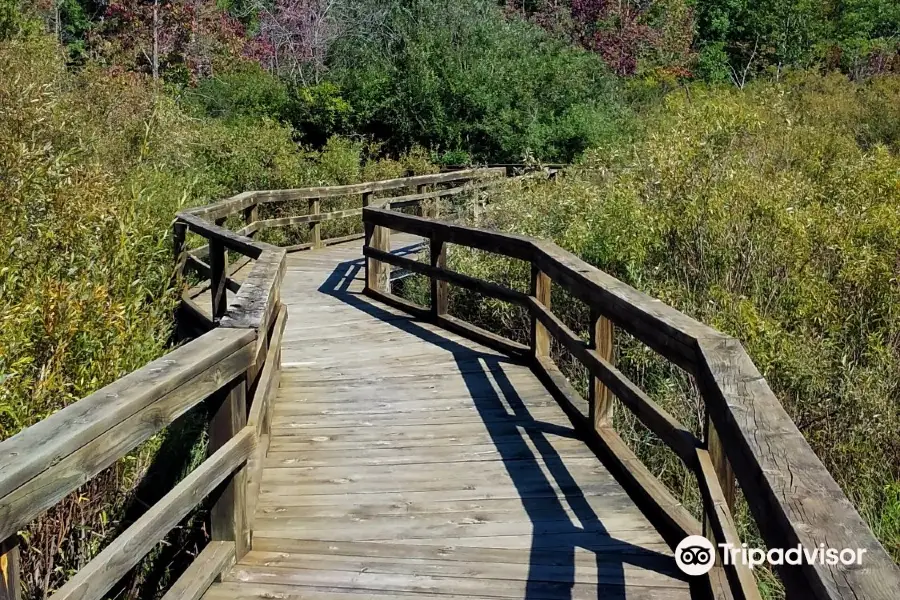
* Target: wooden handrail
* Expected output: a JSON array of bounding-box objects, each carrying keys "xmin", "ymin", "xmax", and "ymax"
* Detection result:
[
  {"xmin": 250, "ymin": 167, "xmax": 505, "ymax": 203},
  {"xmin": 0, "ymin": 329, "xmax": 256, "ymax": 540},
  {"xmin": 48, "ymin": 427, "xmax": 256, "ymax": 600},
  {"xmin": 0, "ymin": 327, "xmax": 263, "ymax": 600},
  {"xmin": 361, "ymin": 206, "xmax": 900, "ymax": 600}
]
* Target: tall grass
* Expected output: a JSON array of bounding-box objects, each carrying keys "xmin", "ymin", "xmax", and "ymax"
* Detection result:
[{"xmin": 442, "ymin": 73, "xmax": 900, "ymax": 588}]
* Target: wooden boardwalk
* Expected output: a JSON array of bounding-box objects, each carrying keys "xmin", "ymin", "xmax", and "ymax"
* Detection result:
[
  {"xmin": 202, "ymin": 236, "xmax": 690, "ymax": 600},
  {"xmin": 4, "ymin": 171, "xmax": 896, "ymax": 600}
]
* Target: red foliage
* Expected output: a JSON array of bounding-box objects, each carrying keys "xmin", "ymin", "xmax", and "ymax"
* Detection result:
[
  {"xmin": 506, "ymin": 0, "xmax": 695, "ymax": 77},
  {"xmin": 101, "ymin": 0, "xmax": 257, "ymax": 81}
]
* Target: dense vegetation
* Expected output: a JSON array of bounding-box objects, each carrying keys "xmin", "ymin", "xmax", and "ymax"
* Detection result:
[{"xmin": 1, "ymin": 0, "xmax": 899, "ymax": 597}]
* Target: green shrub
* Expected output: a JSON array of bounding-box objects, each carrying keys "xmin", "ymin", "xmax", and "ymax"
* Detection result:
[
  {"xmin": 187, "ymin": 63, "xmax": 290, "ymax": 121},
  {"xmin": 329, "ymin": 0, "xmax": 631, "ymax": 162}
]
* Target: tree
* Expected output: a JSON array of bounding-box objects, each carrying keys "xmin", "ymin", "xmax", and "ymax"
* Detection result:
[
  {"xmin": 103, "ymin": 0, "xmax": 252, "ymax": 81},
  {"xmin": 505, "ymin": 0, "xmax": 696, "ymax": 77},
  {"xmin": 255, "ymin": 0, "xmax": 387, "ymax": 85}
]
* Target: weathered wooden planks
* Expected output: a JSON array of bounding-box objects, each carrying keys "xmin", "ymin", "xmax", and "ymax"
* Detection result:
[
  {"xmin": 206, "ymin": 238, "xmax": 691, "ymax": 600},
  {"xmin": 359, "ymin": 204, "xmax": 900, "ymax": 600},
  {"xmin": 160, "ymin": 542, "xmax": 236, "ymax": 600},
  {"xmin": 49, "ymin": 428, "xmax": 255, "ymax": 600},
  {"xmin": 697, "ymin": 336, "xmax": 900, "ymax": 599}
]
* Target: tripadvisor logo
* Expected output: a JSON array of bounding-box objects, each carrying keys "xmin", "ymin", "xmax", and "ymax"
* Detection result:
[
  {"xmin": 674, "ymin": 535, "xmax": 867, "ymax": 576},
  {"xmin": 675, "ymin": 536, "xmax": 716, "ymax": 576}
]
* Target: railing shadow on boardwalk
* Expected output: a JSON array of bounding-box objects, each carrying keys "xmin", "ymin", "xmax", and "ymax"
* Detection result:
[{"xmin": 317, "ymin": 247, "xmax": 687, "ymax": 600}]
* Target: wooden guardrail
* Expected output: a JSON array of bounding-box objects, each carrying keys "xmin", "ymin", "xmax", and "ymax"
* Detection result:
[
  {"xmin": 0, "ymin": 167, "xmax": 515, "ymax": 600},
  {"xmin": 361, "ymin": 206, "xmax": 900, "ymax": 600}
]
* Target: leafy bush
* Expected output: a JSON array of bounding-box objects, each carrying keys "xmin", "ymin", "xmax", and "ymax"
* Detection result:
[
  {"xmin": 328, "ymin": 0, "xmax": 630, "ymax": 162},
  {"xmin": 187, "ymin": 63, "xmax": 290, "ymax": 121}
]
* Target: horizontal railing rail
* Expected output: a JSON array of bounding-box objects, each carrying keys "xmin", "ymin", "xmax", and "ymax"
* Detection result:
[
  {"xmin": 361, "ymin": 206, "xmax": 900, "ymax": 600},
  {"xmin": 0, "ymin": 321, "xmax": 273, "ymax": 600}
]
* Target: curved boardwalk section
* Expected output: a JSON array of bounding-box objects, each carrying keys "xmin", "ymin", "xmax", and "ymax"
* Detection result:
[
  {"xmin": 203, "ymin": 236, "xmax": 691, "ymax": 599},
  {"xmin": 3, "ymin": 171, "xmax": 896, "ymax": 600}
]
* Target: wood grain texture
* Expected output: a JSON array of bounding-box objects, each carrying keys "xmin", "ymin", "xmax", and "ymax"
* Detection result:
[
  {"xmin": 0, "ymin": 329, "xmax": 254, "ymax": 539},
  {"xmin": 363, "ymin": 245, "xmax": 528, "ymax": 307},
  {"xmin": 695, "ymin": 449, "xmax": 760, "ymax": 600},
  {"xmin": 0, "ymin": 339, "xmax": 254, "ymax": 542},
  {"xmin": 246, "ymin": 305, "xmax": 287, "ymax": 438},
  {"xmin": 160, "ymin": 542, "xmax": 235, "ymax": 600},
  {"xmin": 209, "ymin": 239, "xmax": 228, "ymax": 320},
  {"xmin": 364, "ymin": 222, "xmax": 390, "ymax": 295},
  {"xmin": 49, "ymin": 428, "xmax": 255, "ymax": 600},
  {"xmin": 209, "ymin": 376, "xmax": 250, "ymax": 560},
  {"xmin": 590, "ymin": 307, "xmax": 615, "ymax": 429},
  {"xmin": 697, "ymin": 336, "xmax": 900, "ymax": 599},
  {"xmin": 185, "ymin": 192, "xmax": 257, "ymax": 221},
  {"xmin": 530, "ymin": 265, "xmax": 551, "ymax": 360},
  {"xmin": 175, "ymin": 212, "xmax": 265, "ymax": 260},
  {"xmin": 219, "ymin": 249, "xmax": 286, "ymax": 332},
  {"xmin": 429, "ymin": 234, "xmax": 447, "ymax": 317},
  {"xmin": 206, "ymin": 235, "xmax": 690, "ymax": 600}
]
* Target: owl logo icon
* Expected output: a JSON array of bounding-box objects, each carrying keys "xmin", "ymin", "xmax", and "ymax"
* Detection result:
[{"xmin": 675, "ymin": 535, "xmax": 716, "ymax": 576}]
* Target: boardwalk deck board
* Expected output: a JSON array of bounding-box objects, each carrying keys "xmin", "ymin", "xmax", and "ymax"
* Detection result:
[{"xmin": 201, "ymin": 236, "xmax": 691, "ymax": 600}]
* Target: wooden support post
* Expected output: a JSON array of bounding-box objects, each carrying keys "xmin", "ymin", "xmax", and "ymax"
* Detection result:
[
  {"xmin": 309, "ymin": 198, "xmax": 321, "ymax": 248},
  {"xmin": 530, "ymin": 265, "xmax": 551, "ymax": 360},
  {"xmin": 589, "ymin": 307, "xmax": 615, "ymax": 430},
  {"xmin": 704, "ymin": 416, "xmax": 736, "ymax": 539},
  {"xmin": 0, "ymin": 537, "xmax": 20, "ymax": 600},
  {"xmin": 417, "ymin": 184, "xmax": 427, "ymax": 217},
  {"xmin": 209, "ymin": 375, "xmax": 249, "ymax": 560},
  {"xmin": 430, "ymin": 234, "xmax": 447, "ymax": 318},
  {"xmin": 173, "ymin": 221, "xmax": 187, "ymax": 279},
  {"xmin": 362, "ymin": 191, "xmax": 372, "ymax": 208},
  {"xmin": 242, "ymin": 204, "xmax": 258, "ymax": 232},
  {"xmin": 209, "ymin": 239, "xmax": 228, "ymax": 321},
  {"xmin": 364, "ymin": 222, "xmax": 390, "ymax": 295}
]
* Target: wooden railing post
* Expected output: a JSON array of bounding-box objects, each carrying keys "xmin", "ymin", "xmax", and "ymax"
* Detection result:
[
  {"xmin": 704, "ymin": 416, "xmax": 736, "ymax": 538},
  {"xmin": 0, "ymin": 537, "xmax": 20, "ymax": 600},
  {"xmin": 209, "ymin": 239, "xmax": 227, "ymax": 321},
  {"xmin": 209, "ymin": 373, "xmax": 249, "ymax": 559},
  {"xmin": 364, "ymin": 221, "xmax": 390, "ymax": 295},
  {"xmin": 242, "ymin": 204, "xmax": 258, "ymax": 230},
  {"xmin": 173, "ymin": 221, "xmax": 187, "ymax": 280},
  {"xmin": 430, "ymin": 234, "xmax": 447, "ymax": 318},
  {"xmin": 309, "ymin": 198, "xmax": 321, "ymax": 248},
  {"xmin": 416, "ymin": 184, "xmax": 427, "ymax": 217},
  {"xmin": 362, "ymin": 191, "xmax": 372, "ymax": 208},
  {"xmin": 589, "ymin": 307, "xmax": 615, "ymax": 430},
  {"xmin": 530, "ymin": 265, "xmax": 551, "ymax": 360}
]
